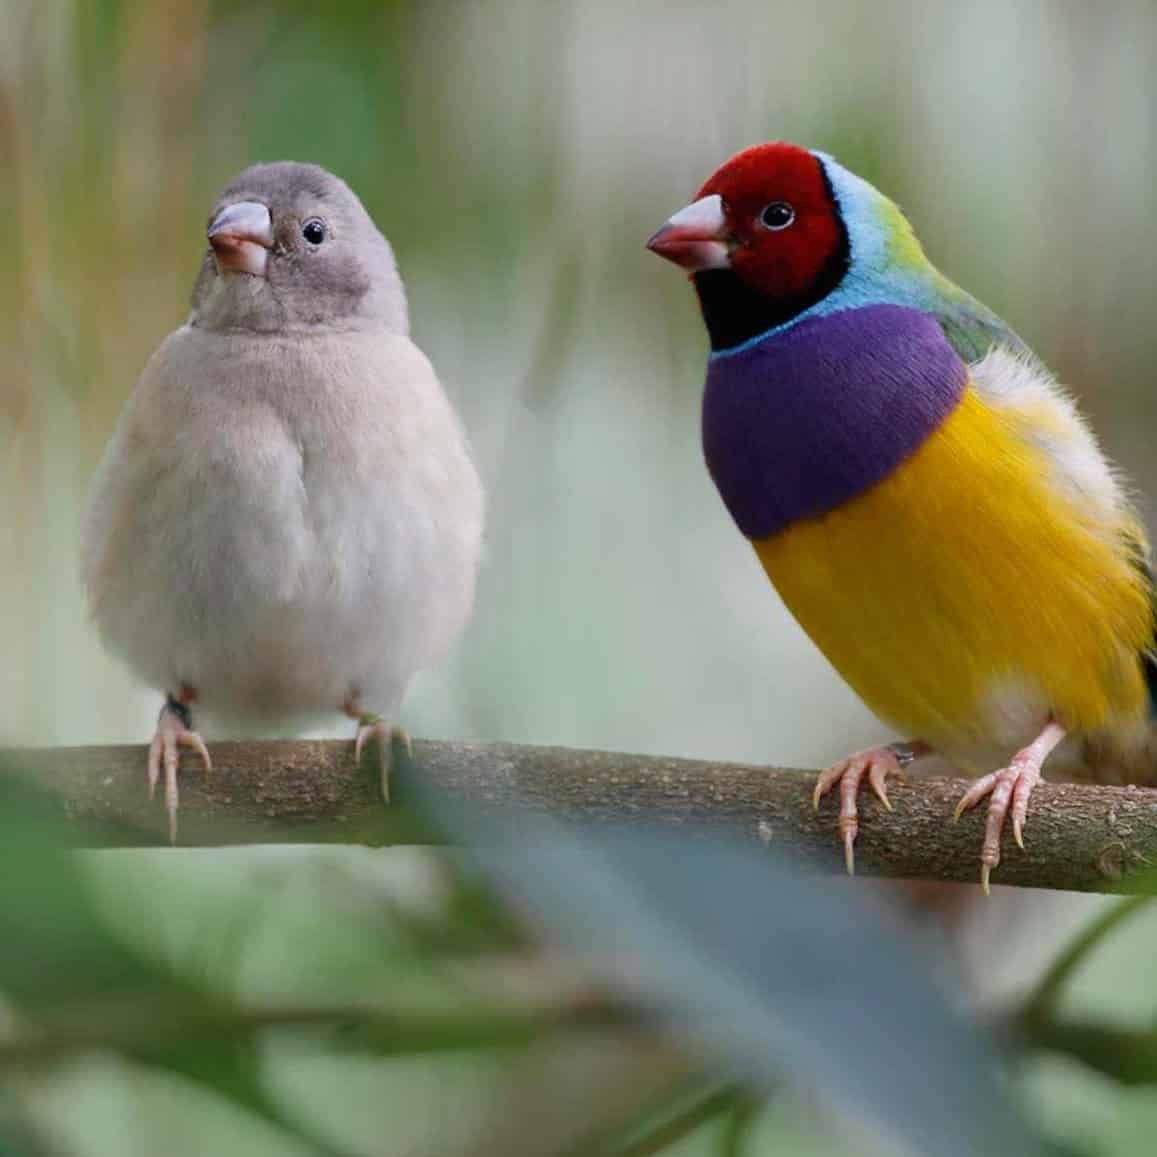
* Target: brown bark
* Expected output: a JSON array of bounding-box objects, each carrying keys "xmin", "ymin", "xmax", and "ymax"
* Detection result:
[{"xmin": 9, "ymin": 740, "xmax": 1157, "ymax": 892}]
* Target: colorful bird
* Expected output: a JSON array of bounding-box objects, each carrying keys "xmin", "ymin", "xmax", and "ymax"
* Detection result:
[
  {"xmin": 647, "ymin": 142, "xmax": 1155, "ymax": 890},
  {"xmin": 83, "ymin": 163, "xmax": 484, "ymax": 840}
]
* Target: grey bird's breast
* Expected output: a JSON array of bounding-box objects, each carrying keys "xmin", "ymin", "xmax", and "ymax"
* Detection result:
[{"xmin": 82, "ymin": 324, "xmax": 484, "ymax": 730}]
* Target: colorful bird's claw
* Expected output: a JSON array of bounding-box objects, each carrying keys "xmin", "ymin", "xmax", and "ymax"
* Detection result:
[
  {"xmin": 950, "ymin": 721, "xmax": 1063, "ymax": 893},
  {"xmin": 814, "ymin": 743, "xmax": 915, "ymax": 876}
]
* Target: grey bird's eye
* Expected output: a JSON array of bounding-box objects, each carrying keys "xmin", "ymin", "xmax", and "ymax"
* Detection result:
[
  {"xmin": 760, "ymin": 202, "xmax": 795, "ymax": 230},
  {"xmin": 302, "ymin": 218, "xmax": 327, "ymax": 245}
]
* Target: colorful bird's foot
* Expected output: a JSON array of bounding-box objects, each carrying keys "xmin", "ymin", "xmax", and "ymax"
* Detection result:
[
  {"xmin": 146, "ymin": 694, "xmax": 211, "ymax": 844},
  {"xmin": 352, "ymin": 713, "xmax": 410, "ymax": 804},
  {"xmin": 952, "ymin": 720, "xmax": 1066, "ymax": 894},
  {"xmin": 813, "ymin": 740, "xmax": 929, "ymax": 875}
]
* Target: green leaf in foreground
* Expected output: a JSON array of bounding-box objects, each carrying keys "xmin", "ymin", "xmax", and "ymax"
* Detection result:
[
  {"xmin": 0, "ymin": 760, "xmax": 350, "ymax": 1155},
  {"xmin": 465, "ymin": 820, "xmax": 1046, "ymax": 1157}
]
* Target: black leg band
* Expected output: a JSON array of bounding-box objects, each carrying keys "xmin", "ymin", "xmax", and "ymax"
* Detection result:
[
  {"xmin": 163, "ymin": 695, "xmax": 192, "ymax": 729},
  {"xmin": 886, "ymin": 740, "xmax": 920, "ymax": 768}
]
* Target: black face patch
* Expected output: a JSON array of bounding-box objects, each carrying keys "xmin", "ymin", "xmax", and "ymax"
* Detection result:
[{"xmin": 693, "ymin": 161, "xmax": 850, "ymax": 352}]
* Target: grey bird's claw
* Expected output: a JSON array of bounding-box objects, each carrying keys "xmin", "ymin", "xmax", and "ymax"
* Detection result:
[
  {"xmin": 146, "ymin": 698, "xmax": 211, "ymax": 844},
  {"xmin": 353, "ymin": 715, "xmax": 410, "ymax": 804}
]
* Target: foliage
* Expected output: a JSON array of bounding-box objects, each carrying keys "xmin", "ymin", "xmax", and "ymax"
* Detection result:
[{"xmin": 4, "ymin": 752, "xmax": 1152, "ymax": 1155}]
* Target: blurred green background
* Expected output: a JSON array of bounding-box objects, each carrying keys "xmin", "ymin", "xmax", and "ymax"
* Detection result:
[{"xmin": 4, "ymin": 0, "xmax": 1157, "ymax": 1153}]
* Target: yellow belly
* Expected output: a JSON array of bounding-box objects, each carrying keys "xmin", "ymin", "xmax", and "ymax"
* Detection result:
[{"xmin": 753, "ymin": 388, "xmax": 1152, "ymax": 760}]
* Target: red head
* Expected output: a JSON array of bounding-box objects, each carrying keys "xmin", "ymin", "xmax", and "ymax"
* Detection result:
[{"xmin": 647, "ymin": 142, "xmax": 849, "ymax": 350}]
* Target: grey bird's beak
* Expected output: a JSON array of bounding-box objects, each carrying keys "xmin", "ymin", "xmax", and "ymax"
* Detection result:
[
  {"xmin": 645, "ymin": 194, "xmax": 731, "ymax": 272},
  {"xmin": 208, "ymin": 201, "xmax": 274, "ymax": 277}
]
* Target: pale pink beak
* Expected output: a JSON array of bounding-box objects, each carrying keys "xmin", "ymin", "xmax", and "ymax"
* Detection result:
[
  {"xmin": 646, "ymin": 194, "xmax": 731, "ymax": 272},
  {"xmin": 208, "ymin": 201, "xmax": 273, "ymax": 277}
]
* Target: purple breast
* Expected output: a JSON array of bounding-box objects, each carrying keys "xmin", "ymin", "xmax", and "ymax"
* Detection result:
[{"xmin": 701, "ymin": 305, "xmax": 966, "ymax": 540}]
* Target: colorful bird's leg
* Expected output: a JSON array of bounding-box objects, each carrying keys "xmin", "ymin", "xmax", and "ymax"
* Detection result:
[
  {"xmin": 813, "ymin": 739, "xmax": 932, "ymax": 874},
  {"xmin": 343, "ymin": 696, "xmax": 410, "ymax": 804},
  {"xmin": 146, "ymin": 688, "xmax": 211, "ymax": 844},
  {"xmin": 952, "ymin": 719, "xmax": 1066, "ymax": 894}
]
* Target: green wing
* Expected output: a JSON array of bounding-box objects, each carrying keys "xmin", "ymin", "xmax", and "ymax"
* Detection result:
[{"xmin": 925, "ymin": 274, "xmax": 1032, "ymax": 365}]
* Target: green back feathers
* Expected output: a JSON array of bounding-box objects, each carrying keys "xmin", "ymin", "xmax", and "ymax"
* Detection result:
[{"xmin": 817, "ymin": 152, "xmax": 1030, "ymax": 365}]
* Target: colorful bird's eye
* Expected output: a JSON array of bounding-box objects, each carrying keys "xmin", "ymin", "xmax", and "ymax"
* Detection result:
[
  {"xmin": 302, "ymin": 219, "xmax": 327, "ymax": 245},
  {"xmin": 759, "ymin": 202, "xmax": 795, "ymax": 231}
]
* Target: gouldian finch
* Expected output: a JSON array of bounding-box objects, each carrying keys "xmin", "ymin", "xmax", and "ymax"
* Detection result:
[
  {"xmin": 82, "ymin": 163, "xmax": 484, "ymax": 839},
  {"xmin": 647, "ymin": 142, "xmax": 1155, "ymax": 890}
]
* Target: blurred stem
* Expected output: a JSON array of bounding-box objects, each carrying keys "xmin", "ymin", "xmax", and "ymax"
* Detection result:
[
  {"xmin": 718, "ymin": 1093, "xmax": 761, "ymax": 1157},
  {"xmin": 574, "ymin": 1082, "xmax": 745, "ymax": 1157},
  {"xmin": 1016, "ymin": 895, "xmax": 1157, "ymax": 1084},
  {"xmin": 0, "ymin": 1000, "xmax": 639, "ymax": 1067},
  {"xmin": 1020, "ymin": 895, "xmax": 1153, "ymax": 1024},
  {"xmin": 1019, "ymin": 1016, "xmax": 1157, "ymax": 1085},
  {"xmin": 617, "ymin": 1087, "xmax": 742, "ymax": 1157}
]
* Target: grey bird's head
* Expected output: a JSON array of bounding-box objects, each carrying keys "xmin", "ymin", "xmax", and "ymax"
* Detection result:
[{"xmin": 190, "ymin": 162, "xmax": 409, "ymax": 336}]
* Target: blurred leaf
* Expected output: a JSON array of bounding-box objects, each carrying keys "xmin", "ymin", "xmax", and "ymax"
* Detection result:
[
  {"xmin": 1020, "ymin": 895, "xmax": 1154, "ymax": 1026},
  {"xmin": 0, "ymin": 759, "xmax": 354, "ymax": 1155},
  {"xmin": 0, "ymin": 765, "xmax": 172, "ymax": 1006},
  {"xmin": 0, "ymin": 1094, "xmax": 59, "ymax": 1157},
  {"xmin": 1014, "ymin": 892, "xmax": 1157, "ymax": 1093},
  {"xmin": 460, "ymin": 820, "xmax": 1045, "ymax": 1157}
]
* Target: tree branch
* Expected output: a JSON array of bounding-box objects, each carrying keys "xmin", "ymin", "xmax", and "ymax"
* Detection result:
[{"xmin": 10, "ymin": 740, "xmax": 1157, "ymax": 892}]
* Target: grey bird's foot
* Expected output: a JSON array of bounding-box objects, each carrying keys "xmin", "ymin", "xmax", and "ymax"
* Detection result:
[
  {"xmin": 147, "ymin": 694, "xmax": 211, "ymax": 844},
  {"xmin": 350, "ymin": 711, "xmax": 411, "ymax": 804}
]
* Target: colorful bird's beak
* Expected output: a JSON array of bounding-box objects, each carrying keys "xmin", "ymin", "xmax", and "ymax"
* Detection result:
[
  {"xmin": 208, "ymin": 201, "xmax": 274, "ymax": 277},
  {"xmin": 645, "ymin": 194, "xmax": 731, "ymax": 272}
]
